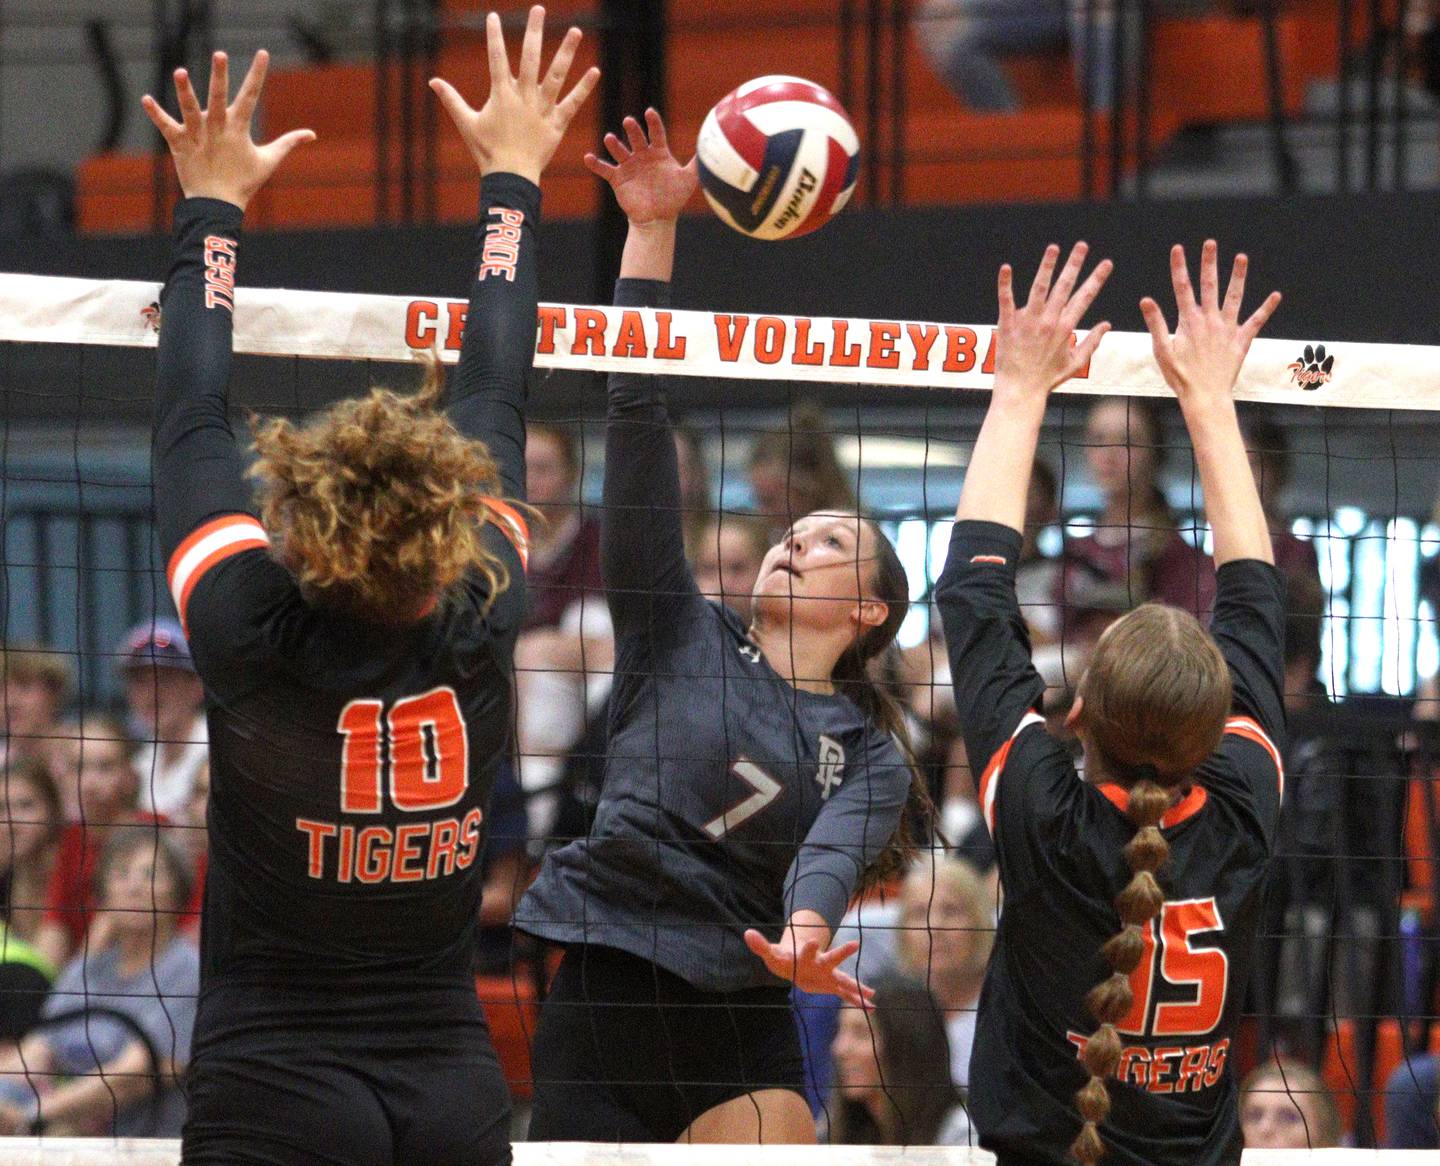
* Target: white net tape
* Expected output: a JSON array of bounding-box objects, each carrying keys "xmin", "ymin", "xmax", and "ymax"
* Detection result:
[
  {"xmin": 0, "ymin": 1142, "xmax": 995, "ymax": 1164},
  {"xmin": 0, "ymin": 1142, "xmax": 1434, "ymax": 1163},
  {"xmin": 0, "ymin": 273, "xmax": 1433, "ymax": 407}
]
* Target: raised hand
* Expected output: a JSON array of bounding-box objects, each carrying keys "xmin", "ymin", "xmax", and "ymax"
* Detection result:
[
  {"xmin": 585, "ymin": 109, "xmax": 698, "ymax": 226},
  {"xmin": 430, "ymin": 5, "xmax": 600, "ymax": 183},
  {"xmin": 992, "ymin": 241, "xmax": 1113, "ymax": 402},
  {"xmin": 743, "ymin": 927, "xmax": 875, "ymax": 1009},
  {"xmin": 1140, "ymin": 240, "xmax": 1282, "ymax": 406},
  {"xmin": 141, "ymin": 50, "xmax": 315, "ymax": 211}
]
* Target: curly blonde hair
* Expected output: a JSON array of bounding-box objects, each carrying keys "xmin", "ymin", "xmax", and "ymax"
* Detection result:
[{"xmin": 248, "ymin": 363, "xmax": 512, "ymax": 622}]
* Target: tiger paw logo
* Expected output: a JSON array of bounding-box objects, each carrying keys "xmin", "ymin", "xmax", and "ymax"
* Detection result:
[
  {"xmin": 1287, "ymin": 344, "xmax": 1334, "ymax": 390},
  {"xmin": 141, "ymin": 301, "xmax": 161, "ymax": 334}
]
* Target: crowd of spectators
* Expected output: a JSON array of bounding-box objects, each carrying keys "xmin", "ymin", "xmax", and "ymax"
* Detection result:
[{"xmin": 1, "ymin": 395, "xmax": 1434, "ymax": 1148}]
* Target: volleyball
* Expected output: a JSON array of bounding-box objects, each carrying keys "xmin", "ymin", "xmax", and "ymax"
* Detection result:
[{"xmin": 696, "ymin": 75, "xmax": 860, "ymax": 241}]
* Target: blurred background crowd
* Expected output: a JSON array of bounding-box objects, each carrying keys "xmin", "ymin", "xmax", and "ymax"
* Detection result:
[{"xmin": 5, "ymin": 393, "xmax": 1440, "ymax": 1150}]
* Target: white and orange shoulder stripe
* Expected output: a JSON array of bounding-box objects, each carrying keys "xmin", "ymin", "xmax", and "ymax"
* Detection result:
[
  {"xmin": 1224, "ymin": 715, "xmax": 1285, "ymax": 800},
  {"xmin": 482, "ymin": 498, "xmax": 530, "ymax": 572},
  {"xmin": 166, "ymin": 514, "xmax": 270, "ymax": 634},
  {"xmin": 978, "ymin": 710, "xmax": 1046, "ymax": 835}
]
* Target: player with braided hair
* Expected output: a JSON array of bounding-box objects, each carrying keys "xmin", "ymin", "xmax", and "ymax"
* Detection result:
[{"xmin": 936, "ymin": 240, "xmax": 1285, "ymax": 1165}]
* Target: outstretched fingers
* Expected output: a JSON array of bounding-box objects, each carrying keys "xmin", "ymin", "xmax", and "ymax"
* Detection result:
[
  {"xmin": 1139, "ymin": 295, "xmax": 1172, "ymax": 350},
  {"xmin": 1027, "ymin": 244, "xmax": 1061, "ymax": 308},
  {"xmin": 583, "ymin": 151, "xmax": 617, "ymax": 180},
  {"xmin": 206, "ymin": 52, "xmax": 229, "ymax": 129},
  {"xmin": 140, "ymin": 94, "xmax": 183, "ymax": 143},
  {"xmin": 1070, "ymin": 321, "xmax": 1112, "ymax": 371},
  {"xmin": 174, "ymin": 68, "xmax": 204, "ymax": 134},
  {"xmin": 1198, "ymin": 239, "xmax": 1220, "ymax": 311},
  {"xmin": 644, "ymin": 107, "xmax": 668, "ymax": 151},
  {"xmin": 232, "ymin": 49, "xmax": 270, "ymax": 127},
  {"xmin": 556, "ymin": 66, "xmax": 601, "ymax": 126},
  {"xmin": 1047, "ymin": 241, "xmax": 1090, "ymax": 311},
  {"xmin": 1240, "ymin": 290, "xmax": 1283, "ymax": 346},
  {"xmin": 429, "ymin": 77, "xmax": 474, "ymax": 128},
  {"xmin": 997, "ymin": 263, "xmax": 1016, "ymax": 325},
  {"xmin": 540, "ymin": 25, "xmax": 582, "ymax": 102},
  {"xmin": 817, "ymin": 940, "xmax": 860, "ymax": 970},
  {"xmin": 1169, "ymin": 244, "xmax": 1198, "ymax": 315},
  {"xmin": 1221, "ymin": 252, "xmax": 1249, "ymax": 322},
  {"xmin": 485, "ymin": 11, "xmax": 511, "ymax": 92},
  {"xmin": 622, "ymin": 115, "xmax": 648, "ymax": 153},
  {"xmin": 518, "ymin": 5, "xmax": 546, "ymax": 88},
  {"xmin": 602, "ymin": 131, "xmax": 630, "ymax": 165},
  {"xmin": 1057, "ymin": 255, "xmax": 1113, "ymax": 332}
]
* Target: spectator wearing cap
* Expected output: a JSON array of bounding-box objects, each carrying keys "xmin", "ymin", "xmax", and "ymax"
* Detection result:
[
  {"xmin": 0, "ymin": 645, "xmax": 71, "ymax": 770},
  {"xmin": 33, "ymin": 715, "xmax": 148, "ymax": 970},
  {"xmin": 118, "ymin": 620, "xmax": 207, "ymax": 820}
]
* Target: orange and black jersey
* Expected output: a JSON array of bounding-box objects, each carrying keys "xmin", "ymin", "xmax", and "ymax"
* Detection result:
[
  {"xmin": 936, "ymin": 520, "xmax": 1285, "ymax": 1166},
  {"xmin": 152, "ymin": 182, "xmax": 536, "ymax": 1008}
]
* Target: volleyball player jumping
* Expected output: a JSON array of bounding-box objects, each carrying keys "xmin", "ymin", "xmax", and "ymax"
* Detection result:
[
  {"xmin": 139, "ymin": 12, "xmax": 596, "ymax": 1162},
  {"xmin": 515, "ymin": 110, "xmax": 931, "ymax": 1144},
  {"xmin": 937, "ymin": 240, "xmax": 1284, "ymax": 1165}
]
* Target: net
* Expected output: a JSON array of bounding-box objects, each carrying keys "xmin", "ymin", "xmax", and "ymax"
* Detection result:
[{"xmin": 1, "ymin": 274, "xmax": 1439, "ymax": 1155}]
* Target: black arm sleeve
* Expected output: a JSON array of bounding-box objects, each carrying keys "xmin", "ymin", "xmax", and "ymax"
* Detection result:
[
  {"xmin": 448, "ymin": 173, "xmax": 542, "ymax": 502},
  {"xmin": 935, "ymin": 520, "xmax": 1048, "ymax": 776},
  {"xmin": 1210, "ymin": 558, "xmax": 1287, "ymax": 747},
  {"xmin": 601, "ymin": 278, "xmax": 702, "ymax": 641},
  {"xmin": 152, "ymin": 198, "xmax": 254, "ymax": 565}
]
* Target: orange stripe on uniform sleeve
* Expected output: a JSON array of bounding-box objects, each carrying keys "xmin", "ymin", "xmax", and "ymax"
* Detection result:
[
  {"xmin": 482, "ymin": 498, "xmax": 530, "ymax": 572},
  {"xmin": 977, "ymin": 710, "xmax": 1046, "ymax": 835},
  {"xmin": 1225, "ymin": 715, "xmax": 1285, "ymax": 801},
  {"xmin": 166, "ymin": 514, "xmax": 270, "ymax": 634}
]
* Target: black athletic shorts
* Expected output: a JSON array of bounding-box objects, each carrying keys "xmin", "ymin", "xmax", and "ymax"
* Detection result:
[
  {"xmin": 182, "ymin": 988, "xmax": 511, "ymax": 1166},
  {"xmin": 527, "ymin": 944, "xmax": 806, "ymax": 1142}
]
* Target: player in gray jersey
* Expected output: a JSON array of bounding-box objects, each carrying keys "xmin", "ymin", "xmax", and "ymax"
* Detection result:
[{"xmin": 515, "ymin": 110, "xmax": 933, "ymax": 1145}]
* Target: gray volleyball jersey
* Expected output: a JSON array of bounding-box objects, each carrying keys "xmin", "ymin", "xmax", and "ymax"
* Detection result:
[{"xmin": 515, "ymin": 279, "xmax": 911, "ymax": 994}]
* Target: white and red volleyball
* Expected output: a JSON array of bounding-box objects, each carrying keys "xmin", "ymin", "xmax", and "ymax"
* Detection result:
[{"xmin": 696, "ymin": 76, "xmax": 860, "ymax": 241}]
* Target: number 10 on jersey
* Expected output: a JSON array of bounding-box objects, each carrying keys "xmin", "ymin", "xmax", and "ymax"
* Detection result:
[{"xmin": 337, "ymin": 687, "xmax": 469, "ymax": 813}]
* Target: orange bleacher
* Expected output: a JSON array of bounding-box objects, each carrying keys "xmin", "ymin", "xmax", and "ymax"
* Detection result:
[{"xmin": 78, "ymin": 3, "xmax": 1360, "ymax": 232}]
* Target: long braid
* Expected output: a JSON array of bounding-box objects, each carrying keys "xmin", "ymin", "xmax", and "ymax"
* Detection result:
[{"xmin": 1070, "ymin": 778, "xmax": 1171, "ymax": 1165}]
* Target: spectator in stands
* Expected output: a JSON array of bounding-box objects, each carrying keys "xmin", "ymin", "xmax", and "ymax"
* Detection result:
[
  {"xmin": 0, "ymin": 827, "xmax": 197, "ymax": 1136},
  {"xmin": 176, "ymin": 761, "xmax": 208, "ymax": 932},
  {"xmin": 474, "ymin": 760, "xmax": 530, "ymax": 975},
  {"xmin": 514, "ymin": 422, "xmax": 611, "ymax": 842},
  {"xmin": 1259, "ymin": 571, "xmax": 1387, "ymax": 1039},
  {"xmin": 913, "ymin": 0, "xmax": 1203, "ymax": 112},
  {"xmin": 33, "ymin": 716, "xmax": 142, "ymax": 968},
  {"xmin": 1055, "ymin": 396, "xmax": 1215, "ymax": 654},
  {"xmin": 1017, "ymin": 458, "xmax": 1062, "ymax": 644},
  {"xmin": 0, "ymin": 759, "xmax": 62, "ymax": 947},
  {"xmin": 826, "ymin": 976, "xmax": 970, "ymax": 1146},
  {"xmin": 524, "ymin": 420, "xmax": 602, "ymax": 632},
  {"xmin": 748, "ymin": 401, "xmax": 857, "ymax": 540},
  {"xmin": 691, "ymin": 511, "xmax": 771, "ymax": 615},
  {"xmin": 1384, "ymin": 1055, "xmax": 1440, "ymax": 1148},
  {"xmin": 0, "ymin": 760, "xmax": 63, "ymax": 1042},
  {"xmin": 1241, "ymin": 412, "xmax": 1321, "ymax": 594},
  {"xmin": 895, "ymin": 855, "xmax": 993, "ymax": 1094},
  {"xmin": 0, "ymin": 645, "xmax": 70, "ymax": 770},
  {"xmin": 1241, "ymin": 1061, "xmax": 1342, "ymax": 1149},
  {"xmin": 937, "ymin": 734, "xmax": 996, "ymax": 878},
  {"xmin": 673, "ymin": 423, "xmax": 714, "ymax": 555},
  {"xmin": 119, "ymin": 619, "xmax": 208, "ymax": 819}
]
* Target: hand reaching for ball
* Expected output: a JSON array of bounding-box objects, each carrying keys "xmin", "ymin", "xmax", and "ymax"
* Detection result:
[{"xmin": 585, "ymin": 109, "xmax": 698, "ymax": 227}]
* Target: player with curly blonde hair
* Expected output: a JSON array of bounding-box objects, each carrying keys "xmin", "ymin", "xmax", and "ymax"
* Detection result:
[
  {"xmin": 248, "ymin": 366, "xmax": 513, "ymax": 620},
  {"xmin": 140, "ymin": 9, "xmax": 596, "ymax": 1162}
]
